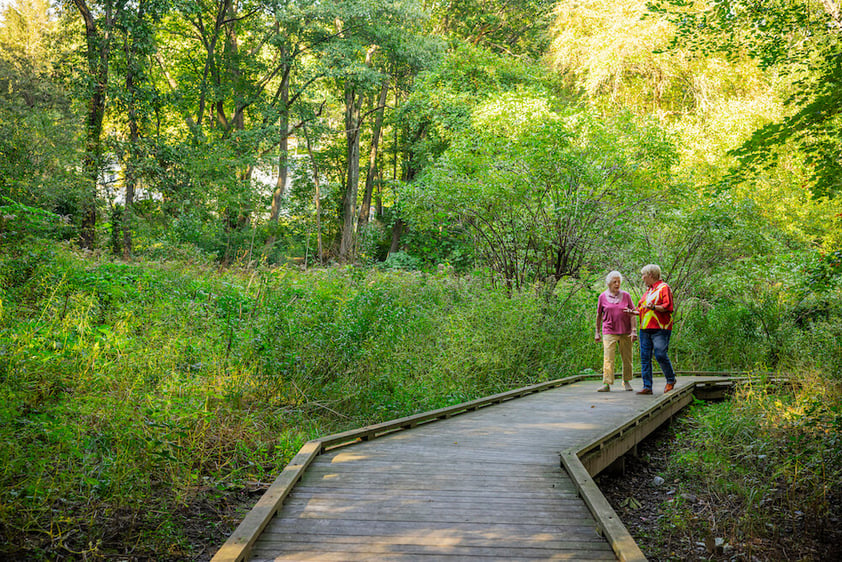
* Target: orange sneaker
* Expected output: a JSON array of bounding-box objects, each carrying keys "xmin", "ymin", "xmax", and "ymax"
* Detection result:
[{"xmin": 664, "ymin": 383, "xmax": 675, "ymax": 392}]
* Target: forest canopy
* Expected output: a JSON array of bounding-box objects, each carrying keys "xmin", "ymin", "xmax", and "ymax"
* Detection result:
[{"xmin": 1, "ymin": 0, "xmax": 839, "ymax": 269}]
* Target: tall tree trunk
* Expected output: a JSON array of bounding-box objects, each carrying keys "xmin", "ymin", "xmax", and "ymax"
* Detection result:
[
  {"xmin": 303, "ymin": 124, "xmax": 323, "ymax": 263},
  {"xmin": 358, "ymin": 77, "xmax": 389, "ymax": 229},
  {"xmin": 338, "ymin": 42, "xmax": 377, "ymax": 261},
  {"xmin": 122, "ymin": 2, "xmax": 145, "ymax": 260},
  {"xmin": 74, "ymin": 0, "xmax": 111, "ymax": 250},
  {"xmin": 123, "ymin": 112, "xmax": 138, "ymax": 259},
  {"xmin": 339, "ymin": 82, "xmax": 362, "ymax": 261},
  {"xmin": 194, "ymin": 0, "xmax": 232, "ymax": 129},
  {"xmin": 389, "ymin": 218, "xmax": 405, "ymax": 254},
  {"xmin": 375, "ymin": 167, "xmax": 383, "ymax": 218},
  {"xmin": 270, "ymin": 64, "xmax": 290, "ymax": 221}
]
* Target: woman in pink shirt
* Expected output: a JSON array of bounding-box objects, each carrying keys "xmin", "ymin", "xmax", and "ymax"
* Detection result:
[{"xmin": 594, "ymin": 271, "xmax": 637, "ymax": 392}]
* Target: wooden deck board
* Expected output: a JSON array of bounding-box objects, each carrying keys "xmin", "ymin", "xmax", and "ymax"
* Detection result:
[
  {"xmin": 251, "ymin": 540, "xmax": 616, "ymax": 559},
  {"xmin": 222, "ymin": 376, "xmax": 722, "ymax": 561}
]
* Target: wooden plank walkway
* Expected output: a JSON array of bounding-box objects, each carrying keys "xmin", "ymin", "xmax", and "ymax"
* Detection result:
[{"xmin": 216, "ymin": 375, "xmax": 728, "ymax": 561}]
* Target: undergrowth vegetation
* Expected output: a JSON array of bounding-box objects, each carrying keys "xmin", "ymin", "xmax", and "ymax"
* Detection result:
[
  {"xmin": 1, "ymin": 238, "xmax": 840, "ymax": 560},
  {"xmin": 651, "ymin": 375, "xmax": 842, "ymax": 560}
]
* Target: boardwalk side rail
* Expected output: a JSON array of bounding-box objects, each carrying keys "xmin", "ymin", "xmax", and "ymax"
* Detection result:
[
  {"xmin": 560, "ymin": 381, "xmax": 702, "ymax": 562},
  {"xmin": 211, "ymin": 374, "xmax": 585, "ymax": 562}
]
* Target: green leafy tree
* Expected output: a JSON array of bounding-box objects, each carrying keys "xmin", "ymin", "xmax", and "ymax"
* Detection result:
[
  {"xmin": 397, "ymin": 44, "xmax": 543, "ymax": 177},
  {"xmin": 404, "ymin": 92, "xmax": 677, "ymax": 290},
  {"xmin": 548, "ymin": 0, "xmax": 768, "ymax": 120},
  {"xmin": 426, "ymin": 0, "xmax": 555, "ymax": 57},
  {"xmin": 0, "ymin": 0, "xmax": 84, "ymax": 224},
  {"xmin": 108, "ymin": 0, "xmax": 170, "ymax": 258},
  {"xmin": 392, "ymin": 45, "xmax": 553, "ymax": 266},
  {"xmin": 70, "ymin": 0, "xmax": 136, "ymax": 248},
  {"xmin": 316, "ymin": 0, "xmax": 439, "ymax": 261}
]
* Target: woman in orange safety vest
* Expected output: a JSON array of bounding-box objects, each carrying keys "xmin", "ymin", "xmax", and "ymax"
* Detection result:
[{"xmin": 625, "ymin": 264, "xmax": 676, "ymax": 395}]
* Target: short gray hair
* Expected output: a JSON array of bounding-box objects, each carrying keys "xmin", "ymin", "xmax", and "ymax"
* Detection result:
[
  {"xmin": 641, "ymin": 264, "xmax": 661, "ymax": 280},
  {"xmin": 605, "ymin": 270, "xmax": 623, "ymax": 286}
]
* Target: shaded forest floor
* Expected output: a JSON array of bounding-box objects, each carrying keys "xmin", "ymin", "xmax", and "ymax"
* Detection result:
[{"xmin": 597, "ymin": 422, "xmax": 842, "ymax": 562}]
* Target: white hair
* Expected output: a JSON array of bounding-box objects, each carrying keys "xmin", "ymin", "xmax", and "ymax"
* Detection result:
[
  {"xmin": 641, "ymin": 264, "xmax": 662, "ymax": 280},
  {"xmin": 605, "ymin": 270, "xmax": 623, "ymax": 286}
]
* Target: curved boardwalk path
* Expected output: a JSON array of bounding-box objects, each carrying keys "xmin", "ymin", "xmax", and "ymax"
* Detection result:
[{"xmin": 215, "ymin": 375, "xmax": 732, "ymax": 561}]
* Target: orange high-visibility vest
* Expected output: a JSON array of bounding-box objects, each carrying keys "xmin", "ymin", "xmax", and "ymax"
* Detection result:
[{"xmin": 638, "ymin": 281, "xmax": 674, "ymax": 330}]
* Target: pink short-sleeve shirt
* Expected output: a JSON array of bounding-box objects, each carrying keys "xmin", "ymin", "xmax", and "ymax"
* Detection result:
[{"xmin": 597, "ymin": 290, "xmax": 634, "ymax": 335}]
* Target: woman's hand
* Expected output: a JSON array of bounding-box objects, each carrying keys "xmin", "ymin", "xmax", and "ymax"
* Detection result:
[
  {"xmin": 624, "ymin": 307, "xmax": 639, "ymax": 316},
  {"xmin": 594, "ymin": 333, "xmax": 601, "ymax": 342}
]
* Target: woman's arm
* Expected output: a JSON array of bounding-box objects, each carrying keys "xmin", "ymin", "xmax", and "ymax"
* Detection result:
[{"xmin": 595, "ymin": 310, "xmax": 603, "ymax": 341}]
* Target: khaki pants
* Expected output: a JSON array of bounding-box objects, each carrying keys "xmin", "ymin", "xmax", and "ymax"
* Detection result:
[{"xmin": 602, "ymin": 333, "xmax": 633, "ymax": 384}]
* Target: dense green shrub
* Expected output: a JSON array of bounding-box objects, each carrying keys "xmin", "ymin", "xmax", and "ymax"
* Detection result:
[
  {"xmin": 0, "ymin": 243, "xmax": 600, "ymax": 559},
  {"xmin": 654, "ymin": 375, "xmax": 842, "ymax": 559}
]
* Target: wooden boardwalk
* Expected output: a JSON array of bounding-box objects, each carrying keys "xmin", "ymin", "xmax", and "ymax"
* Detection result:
[{"xmin": 215, "ymin": 375, "xmax": 732, "ymax": 561}]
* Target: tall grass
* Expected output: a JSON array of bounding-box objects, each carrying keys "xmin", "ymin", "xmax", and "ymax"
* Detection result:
[{"xmin": 0, "ymin": 241, "xmax": 599, "ymax": 559}]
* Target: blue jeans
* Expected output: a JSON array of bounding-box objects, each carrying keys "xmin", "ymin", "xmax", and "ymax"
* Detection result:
[{"xmin": 639, "ymin": 329, "xmax": 676, "ymax": 389}]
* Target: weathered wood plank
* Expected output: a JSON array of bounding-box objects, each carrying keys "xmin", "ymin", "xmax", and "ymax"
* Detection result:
[
  {"xmin": 297, "ymin": 471, "xmax": 573, "ymax": 488},
  {"xmin": 308, "ymin": 459, "xmax": 566, "ymax": 476},
  {"xmin": 282, "ymin": 496, "xmax": 584, "ymax": 511},
  {"xmin": 254, "ymin": 535, "xmax": 612, "ymax": 550},
  {"xmin": 260, "ymin": 518, "xmax": 605, "ymax": 538},
  {"xmin": 279, "ymin": 503, "xmax": 595, "ymax": 523},
  {"xmin": 252, "ymin": 550, "xmax": 616, "ymax": 562},
  {"xmin": 251, "ymin": 541, "xmax": 616, "ymax": 559},
  {"xmin": 287, "ymin": 488, "xmax": 581, "ymax": 501}
]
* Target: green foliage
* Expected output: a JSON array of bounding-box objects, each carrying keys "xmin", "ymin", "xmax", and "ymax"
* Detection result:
[
  {"xmin": 0, "ymin": 197, "xmax": 75, "ymax": 242},
  {"xmin": 0, "ymin": 241, "xmax": 601, "ymax": 559},
  {"xmin": 0, "ymin": 3, "xmax": 85, "ymax": 221},
  {"xmin": 2, "ymin": 227, "xmax": 842, "ymax": 557},
  {"xmin": 428, "ymin": 0, "xmax": 557, "ymax": 58},
  {"xmin": 673, "ymin": 248, "xmax": 842, "ymax": 373},
  {"xmin": 805, "ymin": 249, "xmax": 842, "ymax": 292},
  {"xmin": 405, "ymin": 94, "xmax": 677, "ymax": 289},
  {"xmin": 652, "ymin": 0, "xmax": 842, "ymax": 198},
  {"xmin": 397, "ymin": 44, "xmax": 547, "ymax": 172},
  {"xmin": 378, "ymin": 251, "xmax": 421, "ymax": 271}
]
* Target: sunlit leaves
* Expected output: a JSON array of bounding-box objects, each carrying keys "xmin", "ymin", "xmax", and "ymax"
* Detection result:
[{"xmin": 652, "ymin": 0, "xmax": 842, "ymax": 198}]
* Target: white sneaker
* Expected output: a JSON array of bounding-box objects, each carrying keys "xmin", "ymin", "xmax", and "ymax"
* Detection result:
[
  {"xmin": 623, "ymin": 381, "xmax": 633, "ymax": 391},
  {"xmin": 597, "ymin": 384, "xmax": 610, "ymax": 392}
]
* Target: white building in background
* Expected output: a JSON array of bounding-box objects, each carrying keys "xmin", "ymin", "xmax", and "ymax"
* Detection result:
[{"xmin": 98, "ymin": 156, "xmax": 163, "ymax": 206}]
